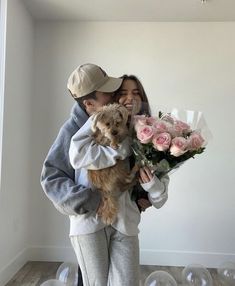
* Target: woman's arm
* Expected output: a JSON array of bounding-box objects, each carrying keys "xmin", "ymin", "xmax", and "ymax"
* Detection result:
[{"xmin": 139, "ymin": 166, "xmax": 169, "ymax": 209}]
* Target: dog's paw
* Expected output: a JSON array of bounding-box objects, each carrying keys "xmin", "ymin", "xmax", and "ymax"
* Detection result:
[
  {"xmin": 103, "ymin": 215, "xmax": 115, "ymax": 225},
  {"xmin": 110, "ymin": 143, "xmax": 119, "ymax": 150}
]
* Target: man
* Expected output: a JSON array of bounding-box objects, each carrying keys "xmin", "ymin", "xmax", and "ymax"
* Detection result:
[
  {"xmin": 41, "ymin": 63, "xmax": 151, "ymax": 285},
  {"xmin": 41, "ymin": 63, "xmax": 123, "ymax": 215},
  {"xmin": 41, "ymin": 63, "xmax": 125, "ymax": 285}
]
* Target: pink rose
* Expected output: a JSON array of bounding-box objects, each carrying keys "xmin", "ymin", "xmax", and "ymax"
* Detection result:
[
  {"xmin": 161, "ymin": 114, "xmax": 175, "ymax": 125},
  {"xmin": 152, "ymin": 132, "xmax": 171, "ymax": 151},
  {"xmin": 173, "ymin": 120, "xmax": 191, "ymax": 136},
  {"xmin": 146, "ymin": 116, "xmax": 158, "ymax": 126},
  {"xmin": 136, "ymin": 125, "xmax": 154, "ymax": 144},
  {"xmin": 153, "ymin": 120, "xmax": 169, "ymax": 133},
  {"xmin": 134, "ymin": 115, "xmax": 147, "ymax": 125},
  {"xmin": 170, "ymin": 137, "xmax": 188, "ymax": 157},
  {"xmin": 134, "ymin": 115, "xmax": 148, "ymax": 132},
  {"xmin": 188, "ymin": 132, "xmax": 205, "ymax": 150}
]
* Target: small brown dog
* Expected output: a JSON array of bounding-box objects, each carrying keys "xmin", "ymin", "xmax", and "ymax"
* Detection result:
[{"xmin": 88, "ymin": 103, "xmax": 139, "ymax": 225}]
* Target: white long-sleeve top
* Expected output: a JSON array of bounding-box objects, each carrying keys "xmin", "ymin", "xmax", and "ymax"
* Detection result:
[{"xmin": 69, "ymin": 116, "xmax": 169, "ymax": 236}]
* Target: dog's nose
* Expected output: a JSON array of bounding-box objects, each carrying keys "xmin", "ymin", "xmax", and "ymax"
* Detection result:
[{"xmin": 111, "ymin": 130, "xmax": 118, "ymax": 136}]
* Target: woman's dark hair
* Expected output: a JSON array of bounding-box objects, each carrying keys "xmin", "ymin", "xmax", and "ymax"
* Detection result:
[{"xmin": 115, "ymin": 75, "xmax": 151, "ymax": 116}]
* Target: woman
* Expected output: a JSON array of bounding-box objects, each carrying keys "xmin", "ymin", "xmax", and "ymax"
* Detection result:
[
  {"xmin": 69, "ymin": 75, "xmax": 169, "ymax": 286},
  {"xmin": 114, "ymin": 75, "xmax": 154, "ymax": 207}
]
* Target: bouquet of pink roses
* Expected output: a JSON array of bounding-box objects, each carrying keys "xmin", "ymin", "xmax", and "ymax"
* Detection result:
[{"xmin": 132, "ymin": 109, "xmax": 210, "ymax": 178}]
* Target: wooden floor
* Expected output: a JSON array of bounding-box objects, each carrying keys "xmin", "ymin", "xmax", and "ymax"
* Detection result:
[{"xmin": 5, "ymin": 261, "xmax": 222, "ymax": 286}]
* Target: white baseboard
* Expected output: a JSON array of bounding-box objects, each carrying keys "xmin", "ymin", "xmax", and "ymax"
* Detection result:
[
  {"xmin": 140, "ymin": 249, "xmax": 235, "ymax": 268},
  {"xmin": 29, "ymin": 246, "xmax": 235, "ymax": 268},
  {"xmin": 1, "ymin": 246, "xmax": 234, "ymax": 285},
  {"xmin": 28, "ymin": 245, "xmax": 77, "ymax": 263},
  {"xmin": 0, "ymin": 248, "xmax": 29, "ymax": 286}
]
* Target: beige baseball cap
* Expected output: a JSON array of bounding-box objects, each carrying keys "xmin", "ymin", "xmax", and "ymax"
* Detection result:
[{"xmin": 67, "ymin": 63, "xmax": 123, "ymax": 98}]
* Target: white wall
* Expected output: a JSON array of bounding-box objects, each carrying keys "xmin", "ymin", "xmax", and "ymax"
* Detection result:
[
  {"xmin": 1, "ymin": 15, "xmax": 235, "ymax": 283},
  {"xmin": 31, "ymin": 21, "xmax": 235, "ymax": 267},
  {"xmin": 0, "ymin": 0, "xmax": 34, "ymax": 284},
  {"xmin": 0, "ymin": 0, "xmax": 7, "ymax": 185}
]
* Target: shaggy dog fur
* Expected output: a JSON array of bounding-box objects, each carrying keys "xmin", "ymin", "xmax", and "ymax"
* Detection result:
[{"xmin": 88, "ymin": 103, "xmax": 138, "ymax": 225}]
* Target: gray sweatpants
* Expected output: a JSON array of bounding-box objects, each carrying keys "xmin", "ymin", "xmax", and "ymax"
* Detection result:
[{"xmin": 70, "ymin": 226, "xmax": 140, "ymax": 286}]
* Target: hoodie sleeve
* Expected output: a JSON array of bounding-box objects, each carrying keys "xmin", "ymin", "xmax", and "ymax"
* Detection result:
[
  {"xmin": 140, "ymin": 175, "xmax": 170, "ymax": 209},
  {"xmin": 69, "ymin": 116, "xmax": 132, "ymax": 170},
  {"xmin": 40, "ymin": 118, "xmax": 101, "ymax": 216}
]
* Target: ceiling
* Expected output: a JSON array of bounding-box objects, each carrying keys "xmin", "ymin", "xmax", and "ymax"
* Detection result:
[{"xmin": 22, "ymin": 0, "xmax": 235, "ymax": 21}]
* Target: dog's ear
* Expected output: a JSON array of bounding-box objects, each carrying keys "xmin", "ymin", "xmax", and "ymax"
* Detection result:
[
  {"xmin": 117, "ymin": 105, "xmax": 129, "ymax": 124},
  {"xmin": 91, "ymin": 112, "xmax": 104, "ymax": 133}
]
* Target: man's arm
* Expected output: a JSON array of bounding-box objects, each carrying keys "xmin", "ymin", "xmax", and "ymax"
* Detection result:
[
  {"xmin": 69, "ymin": 116, "xmax": 131, "ymax": 170},
  {"xmin": 41, "ymin": 118, "xmax": 101, "ymax": 216}
]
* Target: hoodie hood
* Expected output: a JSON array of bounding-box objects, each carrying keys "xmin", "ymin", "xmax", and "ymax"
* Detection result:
[{"xmin": 70, "ymin": 102, "xmax": 89, "ymax": 128}]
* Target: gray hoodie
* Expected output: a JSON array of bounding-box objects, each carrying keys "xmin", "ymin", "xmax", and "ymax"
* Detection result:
[{"xmin": 40, "ymin": 103, "xmax": 101, "ymax": 216}]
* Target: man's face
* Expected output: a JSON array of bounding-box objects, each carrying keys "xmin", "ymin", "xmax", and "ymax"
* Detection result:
[
  {"xmin": 85, "ymin": 91, "xmax": 113, "ymax": 115},
  {"xmin": 94, "ymin": 91, "xmax": 114, "ymax": 108},
  {"xmin": 83, "ymin": 91, "xmax": 114, "ymax": 115}
]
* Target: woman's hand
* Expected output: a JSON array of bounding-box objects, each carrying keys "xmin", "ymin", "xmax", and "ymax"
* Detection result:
[
  {"xmin": 138, "ymin": 166, "xmax": 153, "ymax": 212},
  {"xmin": 139, "ymin": 166, "xmax": 153, "ymax": 184}
]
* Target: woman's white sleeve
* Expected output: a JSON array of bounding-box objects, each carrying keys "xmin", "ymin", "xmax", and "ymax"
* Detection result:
[
  {"xmin": 69, "ymin": 116, "xmax": 131, "ymax": 170},
  {"xmin": 140, "ymin": 175, "xmax": 170, "ymax": 209}
]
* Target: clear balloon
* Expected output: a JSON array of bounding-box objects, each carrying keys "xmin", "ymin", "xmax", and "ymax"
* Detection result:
[
  {"xmin": 182, "ymin": 264, "xmax": 213, "ymax": 286},
  {"xmin": 217, "ymin": 261, "xmax": 235, "ymax": 286},
  {"xmin": 144, "ymin": 270, "xmax": 177, "ymax": 286},
  {"xmin": 40, "ymin": 279, "xmax": 65, "ymax": 286},
  {"xmin": 55, "ymin": 262, "xmax": 79, "ymax": 286}
]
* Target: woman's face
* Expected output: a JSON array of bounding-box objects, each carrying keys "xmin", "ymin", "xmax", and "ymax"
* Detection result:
[{"xmin": 116, "ymin": 79, "xmax": 142, "ymax": 116}]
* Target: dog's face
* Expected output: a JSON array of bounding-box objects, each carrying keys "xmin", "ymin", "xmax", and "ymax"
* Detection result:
[{"xmin": 91, "ymin": 104, "xmax": 129, "ymax": 143}]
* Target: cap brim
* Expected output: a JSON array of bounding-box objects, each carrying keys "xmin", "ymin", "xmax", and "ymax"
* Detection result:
[{"xmin": 96, "ymin": 77, "xmax": 123, "ymax": 93}]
